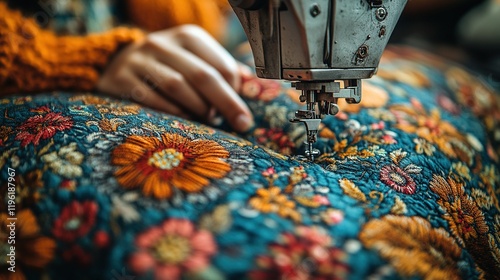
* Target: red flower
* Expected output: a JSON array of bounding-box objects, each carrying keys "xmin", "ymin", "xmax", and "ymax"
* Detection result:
[
  {"xmin": 251, "ymin": 226, "xmax": 349, "ymax": 280},
  {"xmin": 53, "ymin": 200, "xmax": 98, "ymax": 242},
  {"xmin": 16, "ymin": 112, "xmax": 73, "ymax": 147},
  {"xmin": 93, "ymin": 230, "xmax": 110, "ymax": 248},
  {"xmin": 380, "ymin": 164, "xmax": 417, "ymax": 194},
  {"xmin": 62, "ymin": 245, "xmax": 92, "ymax": 266},
  {"xmin": 254, "ymin": 128, "xmax": 295, "ymax": 155}
]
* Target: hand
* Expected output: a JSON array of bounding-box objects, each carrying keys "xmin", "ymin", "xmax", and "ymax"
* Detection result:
[{"xmin": 97, "ymin": 25, "xmax": 254, "ymax": 132}]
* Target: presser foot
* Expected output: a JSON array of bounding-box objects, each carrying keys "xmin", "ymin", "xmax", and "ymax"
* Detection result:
[
  {"xmin": 289, "ymin": 80, "xmax": 362, "ymax": 160},
  {"xmin": 290, "ymin": 109, "xmax": 321, "ymax": 161},
  {"xmin": 304, "ymin": 145, "xmax": 320, "ymax": 161}
]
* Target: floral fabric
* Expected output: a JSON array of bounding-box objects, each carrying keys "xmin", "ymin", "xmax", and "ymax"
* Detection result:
[{"xmin": 1, "ymin": 45, "xmax": 500, "ymax": 280}]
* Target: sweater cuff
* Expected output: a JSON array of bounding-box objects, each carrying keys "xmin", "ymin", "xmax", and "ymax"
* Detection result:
[{"xmin": 0, "ymin": 2, "xmax": 145, "ymax": 94}]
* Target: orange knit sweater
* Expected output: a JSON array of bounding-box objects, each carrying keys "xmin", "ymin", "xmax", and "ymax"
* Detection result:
[{"xmin": 0, "ymin": 0, "xmax": 230, "ymax": 95}]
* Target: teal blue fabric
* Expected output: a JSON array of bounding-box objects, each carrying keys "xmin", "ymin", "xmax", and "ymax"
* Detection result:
[{"xmin": 1, "ymin": 45, "xmax": 499, "ymax": 280}]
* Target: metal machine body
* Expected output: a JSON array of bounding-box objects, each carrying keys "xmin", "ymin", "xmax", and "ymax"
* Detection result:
[{"xmin": 228, "ymin": 0, "xmax": 407, "ymax": 160}]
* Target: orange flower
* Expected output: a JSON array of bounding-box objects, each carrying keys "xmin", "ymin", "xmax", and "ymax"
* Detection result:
[
  {"xmin": 429, "ymin": 175, "xmax": 489, "ymax": 244},
  {"xmin": 390, "ymin": 101, "xmax": 475, "ymax": 164},
  {"xmin": 111, "ymin": 134, "xmax": 231, "ymax": 199},
  {"xmin": 377, "ymin": 59, "xmax": 431, "ymax": 88},
  {"xmin": 0, "ymin": 210, "xmax": 56, "ymax": 280},
  {"xmin": 70, "ymin": 94, "xmax": 110, "ymax": 105},
  {"xmin": 249, "ymin": 186, "xmax": 301, "ymax": 222},
  {"xmin": 0, "ymin": 125, "xmax": 12, "ymax": 145},
  {"xmin": 0, "ymin": 170, "xmax": 43, "ymax": 209},
  {"xmin": 360, "ymin": 215, "xmax": 462, "ymax": 279},
  {"xmin": 429, "ymin": 175, "xmax": 500, "ymax": 276}
]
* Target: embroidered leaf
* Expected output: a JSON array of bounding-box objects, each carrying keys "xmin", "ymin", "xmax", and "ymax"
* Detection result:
[
  {"xmin": 360, "ymin": 215, "xmax": 462, "ymax": 280},
  {"xmin": 199, "ymin": 205, "xmax": 232, "ymax": 233},
  {"xmin": 390, "ymin": 196, "xmax": 407, "ymax": 215},
  {"xmin": 489, "ymin": 234, "xmax": 500, "ymax": 264},
  {"xmin": 122, "ymin": 192, "xmax": 139, "ymax": 202},
  {"xmin": 295, "ymin": 196, "xmax": 321, "ymax": 208},
  {"xmin": 37, "ymin": 139, "xmax": 54, "ymax": 156},
  {"xmin": 390, "ymin": 149, "xmax": 407, "ymax": 165},
  {"xmin": 111, "ymin": 195, "xmax": 140, "ymax": 223},
  {"xmin": 339, "ymin": 178, "xmax": 366, "ymax": 202},
  {"xmin": 68, "ymin": 105, "xmax": 93, "ymax": 116},
  {"xmin": 404, "ymin": 164, "xmax": 422, "ymax": 174},
  {"xmin": 0, "ymin": 148, "xmax": 18, "ymax": 169}
]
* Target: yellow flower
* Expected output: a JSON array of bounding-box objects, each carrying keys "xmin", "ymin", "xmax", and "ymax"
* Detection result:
[
  {"xmin": 249, "ymin": 187, "xmax": 301, "ymax": 222},
  {"xmin": 70, "ymin": 94, "xmax": 109, "ymax": 105},
  {"xmin": 479, "ymin": 165, "xmax": 500, "ymax": 211},
  {"xmin": 413, "ymin": 138, "xmax": 435, "ymax": 156},
  {"xmin": 451, "ymin": 162, "xmax": 471, "ymax": 182},
  {"xmin": 86, "ymin": 118, "xmax": 126, "ymax": 132},
  {"xmin": 41, "ymin": 143, "xmax": 84, "ymax": 178},
  {"xmin": 97, "ymin": 104, "xmax": 140, "ymax": 116},
  {"xmin": 111, "ymin": 134, "xmax": 230, "ymax": 199},
  {"xmin": 471, "ymin": 189, "xmax": 493, "ymax": 210}
]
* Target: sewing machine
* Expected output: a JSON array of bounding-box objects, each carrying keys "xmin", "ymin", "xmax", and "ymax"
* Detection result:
[{"xmin": 228, "ymin": 0, "xmax": 407, "ymax": 160}]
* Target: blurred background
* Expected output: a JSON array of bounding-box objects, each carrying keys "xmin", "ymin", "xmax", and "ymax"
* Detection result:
[
  {"xmin": 7, "ymin": 0, "xmax": 500, "ymax": 86},
  {"xmin": 392, "ymin": 0, "xmax": 500, "ymax": 85}
]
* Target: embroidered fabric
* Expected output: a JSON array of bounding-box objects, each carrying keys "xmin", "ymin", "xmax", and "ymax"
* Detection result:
[{"xmin": 0, "ymin": 45, "xmax": 499, "ymax": 280}]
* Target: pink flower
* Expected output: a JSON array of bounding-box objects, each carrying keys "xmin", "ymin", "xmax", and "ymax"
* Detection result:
[
  {"xmin": 380, "ymin": 164, "xmax": 416, "ymax": 194},
  {"xmin": 128, "ymin": 219, "xmax": 217, "ymax": 280},
  {"xmin": 321, "ymin": 209, "xmax": 344, "ymax": 225},
  {"xmin": 382, "ymin": 134, "xmax": 397, "ymax": 144},
  {"xmin": 262, "ymin": 167, "xmax": 276, "ymax": 177},
  {"xmin": 312, "ymin": 195, "xmax": 330, "ymax": 206},
  {"xmin": 52, "ymin": 201, "xmax": 98, "ymax": 242},
  {"xmin": 370, "ymin": 121, "xmax": 386, "ymax": 130},
  {"xmin": 410, "ymin": 98, "xmax": 424, "ymax": 112},
  {"xmin": 437, "ymin": 94, "xmax": 460, "ymax": 115},
  {"xmin": 241, "ymin": 76, "xmax": 281, "ymax": 101},
  {"xmin": 16, "ymin": 112, "xmax": 73, "ymax": 147}
]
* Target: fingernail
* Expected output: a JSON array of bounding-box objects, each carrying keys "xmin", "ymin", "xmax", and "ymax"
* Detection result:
[
  {"xmin": 235, "ymin": 114, "xmax": 254, "ymax": 132},
  {"xmin": 207, "ymin": 107, "xmax": 216, "ymax": 119},
  {"xmin": 239, "ymin": 64, "xmax": 253, "ymax": 78}
]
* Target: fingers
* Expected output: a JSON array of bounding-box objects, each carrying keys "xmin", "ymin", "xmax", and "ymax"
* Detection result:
[
  {"xmin": 173, "ymin": 25, "xmax": 241, "ymax": 91},
  {"xmin": 97, "ymin": 25, "xmax": 256, "ymax": 132},
  {"xmin": 119, "ymin": 71, "xmax": 189, "ymax": 119},
  {"xmin": 237, "ymin": 62, "xmax": 254, "ymax": 91},
  {"xmin": 134, "ymin": 58, "xmax": 210, "ymax": 118},
  {"xmin": 151, "ymin": 44, "xmax": 254, "ymax": 132}
]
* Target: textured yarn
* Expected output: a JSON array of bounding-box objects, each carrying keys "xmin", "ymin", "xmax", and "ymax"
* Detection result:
[
  {"xmin": 126, "ymin": 0, "xmax": 231, "ymax": 39},
  {"xmin": 0, "ymin": 2, "xmax": 144, "ymax": 95}
]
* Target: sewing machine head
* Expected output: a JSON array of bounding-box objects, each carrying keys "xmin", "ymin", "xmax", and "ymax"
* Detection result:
[{"xmin": 228, "ymin": 0, "xmax": 407, "ymax": 160}]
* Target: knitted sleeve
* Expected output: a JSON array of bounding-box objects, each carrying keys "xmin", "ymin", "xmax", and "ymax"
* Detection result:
[
  {"xmin": 125, "ymin": 0, "xmax": 231, "ymax": 40},
  {"xmin": 0, "ymin": 2, "xmax": 144, "ymax": 95}
]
